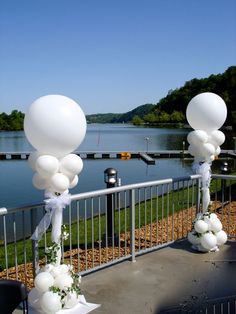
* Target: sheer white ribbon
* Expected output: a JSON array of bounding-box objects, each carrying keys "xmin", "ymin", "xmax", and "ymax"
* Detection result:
[
  {"xmin": 192, "ymin": 161, "xmax": 211, "ymax": 213},
  {"xmin": 31, "ymin": 191, "xmax": 71, "ymax": 243}
]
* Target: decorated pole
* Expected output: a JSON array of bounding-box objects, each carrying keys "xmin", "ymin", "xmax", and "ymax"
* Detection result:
[
  {"xmin": 24, "ymin": 95, "xmax": 100, "ymax": 313},
  {"xmin": 186, "ymin": 92, "xmax": 228, "ymax": 252}
]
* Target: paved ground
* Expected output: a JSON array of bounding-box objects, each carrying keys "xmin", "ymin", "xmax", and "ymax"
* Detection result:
[
  {"xmin": 81, "ymin": 240, "xmax": 236, "ymax": 314},
  {"xmin": 14, "ymin": 239, "xmax": 236, "ymax": 313}
]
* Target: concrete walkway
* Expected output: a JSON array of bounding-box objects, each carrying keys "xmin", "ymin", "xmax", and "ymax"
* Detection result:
[{"xmin": 81, "ymin": 240, "xmax": 236, "ymax": 314}]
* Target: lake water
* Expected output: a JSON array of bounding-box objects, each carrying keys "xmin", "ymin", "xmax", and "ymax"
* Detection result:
[{"xmin": 0, "ymin": 124, "xmax": 234, "ymax": 208}]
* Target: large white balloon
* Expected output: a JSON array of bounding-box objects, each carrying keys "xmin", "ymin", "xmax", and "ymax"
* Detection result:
[
  {"xmin": 24, "ymin": 95, "xmax": 87, "ymax": 157},
  {"xmin": 186, "ymin": 92, "xmax": 227, "ymax": 132},
  {"xmin": 34, "ymin": 272, "xmax": 54, "ymax": 293},
  {"xmin": 40, "ymin": 291, "xmax": 62, "ymax": 314},
  {"xmin": 36, "ymin": 155, "xmax": 59, "ymax": 178},
  {"xmin": 60, "ymin": 154, "xmax": 83, "ymax": 177}
]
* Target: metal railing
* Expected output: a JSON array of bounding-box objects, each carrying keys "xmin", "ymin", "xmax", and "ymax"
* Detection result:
[{"xmin": 0, "ymin": 173, "xmax": 235, "ymax": 288}]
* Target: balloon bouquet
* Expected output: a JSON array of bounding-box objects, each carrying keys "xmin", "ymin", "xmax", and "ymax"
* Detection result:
[
  {"xmin": 25, "ymin": 95, "xmax": 100, "ymax": 313},
  {"xmin": 186, "ymin": 92, "xmax": 228, "ymax": 252}
]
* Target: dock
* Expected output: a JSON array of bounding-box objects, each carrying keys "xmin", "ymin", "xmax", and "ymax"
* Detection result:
[{"xmin": 0, "ymin": 150, "xmax": 235, "ymax": 164}]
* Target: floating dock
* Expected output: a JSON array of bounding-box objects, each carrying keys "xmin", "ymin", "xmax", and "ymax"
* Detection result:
[{"xmin": 0, "ymin": 150, "xmax": 234, "ymax": 164}]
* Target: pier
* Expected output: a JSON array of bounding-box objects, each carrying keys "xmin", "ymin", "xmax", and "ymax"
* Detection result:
[{"xmin": 0, "ymin": 150, "xmax": 235, "ymax": 164}]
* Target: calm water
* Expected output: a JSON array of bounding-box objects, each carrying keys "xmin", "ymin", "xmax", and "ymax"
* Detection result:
[{"xmin": 0, "ymin": 124, "xmax": 234, "ymax": 208}]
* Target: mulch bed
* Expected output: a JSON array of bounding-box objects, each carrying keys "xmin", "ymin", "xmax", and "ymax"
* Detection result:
[{"xmin": 0, "ymin": 202, "xmax": 235, "ymax": 289}]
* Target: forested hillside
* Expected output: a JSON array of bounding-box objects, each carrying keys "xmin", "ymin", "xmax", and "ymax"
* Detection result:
[{"xmin": 0, "ymin": 66, "xmax": 235, "ymax": 130}]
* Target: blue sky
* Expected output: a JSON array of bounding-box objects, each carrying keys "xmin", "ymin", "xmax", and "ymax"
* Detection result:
[{"xmin": 0, "ymin": 0, "xmax": 235, "ymax": 115}]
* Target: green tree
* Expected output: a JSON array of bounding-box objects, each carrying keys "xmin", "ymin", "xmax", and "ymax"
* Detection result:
[{"xmin": 132, "ymin": 115, "xmax": 143, "ymax": 125}]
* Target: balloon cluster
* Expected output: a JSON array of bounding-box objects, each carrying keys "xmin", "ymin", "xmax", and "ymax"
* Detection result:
[
  {"xmin": 187, "ymin": 129, "xmax": 225, "ymax": 164},
  {"xmin": 24, "ymin": 95, "xmax": 87, "ymax": 194},
  {"xmin": 186, "ymin": 92, "xmax": 227, "ymax": 163},
  {"xmin": 188, "ymin": 212, "xmax": 227, "ymax": 252},
  {"xmin": 28, "ymin": 263, "xmax": 82, "ymax": 313},
  {"xmin": 28, "ymin": 152, "xmax": 83, "ymax": 194}
]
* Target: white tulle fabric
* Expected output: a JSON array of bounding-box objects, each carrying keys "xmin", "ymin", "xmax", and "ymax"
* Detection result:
[
  {"xmin": 192, "ymin": 161, "xmax": 211, "ymax": 213},
  {"xmin": 31, "ymin": 191, "xmax": 71, "ymax": 243}
]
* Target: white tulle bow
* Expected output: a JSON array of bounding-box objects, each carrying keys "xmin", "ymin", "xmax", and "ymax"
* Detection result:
[{"xmin": 31, "ymin": 191, "xmax": 71, "ymax": 243}]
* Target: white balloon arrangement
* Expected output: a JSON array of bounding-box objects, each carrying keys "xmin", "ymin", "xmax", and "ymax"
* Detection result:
[
  {"xmin": 28, "ymin": 228, "xmax": 85, "ymax": 314},
  {"xmin": 188, "ymin": 212, "xmax": 227, "ymax": 252},
  {"xmin": 25, "ymin": 95, "xmax": 86, "ymax": 195},
  {"xmin": 186, "ymin": 92, "xmax": 228, "ymax": 251},
  {"xmin": 24, "ymin": 95, "xmax": 96, "ymax": 313}
]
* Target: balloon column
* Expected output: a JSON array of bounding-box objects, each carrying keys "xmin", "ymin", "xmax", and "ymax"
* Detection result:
[
  {"xmin": 24, "ymin": 94, "xmax": 86, "ymax": 251},
  {"xmin": 186, "ymin": 92, "xmax": 228, "ymax": 252}
]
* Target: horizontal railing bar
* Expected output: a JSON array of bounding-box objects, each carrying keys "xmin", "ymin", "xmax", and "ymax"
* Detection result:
[
  {"xmin": 70, "ymin": 175, "xmax": 201, "ymax": 201},
  {"xmin": 0, "ymin": 174, "xmax": 206, "ymax": 215},
  {"xmin": 212, "ymin": 174, "xmax": 236, "ymax": 180}
]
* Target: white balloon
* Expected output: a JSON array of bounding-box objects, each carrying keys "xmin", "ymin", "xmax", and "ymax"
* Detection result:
[
  {"xmin": 187, "ymin": 231, "xmax": 201, "ymax": 245},
  {"xmin": 210, "ymin": 213, "xmax": 218, "ymax": 219},
  {"xmin": 194, "ymin": 220, "xmax": 208, "ymax": 234},
  {"xmin": 69, "ymin": 175, "xmax": 79, "ymax": 189},
  {"xmin": 64, "ymin": 292, "xmax": 79, "ymax": 309},
  {"xmin": 208, "ymin": 218, "xmax": 222, "ymax": 232},
  {"xmin": 58, "ymin": 264, "xmax": 70, "ymax": 274},
  {"xmin": 24, "ymin": 95, "xmax": 87, "ymax": 157},
  {"xmin": 188, "ymin": 144, "xmax": 203, "ymax": 157},
  {"xmin": 60, "ymin": 154, "xmax": 83, "ymax": 177},
  {"xmin": 208, "ymin": 130, "xmax": 225, "ymax": 147},
  {"xmin": 34, "ymin": 272, "xmax": 54, "ymax": 293},
  {"xmin": 32, "ymin": 173, "xmax": 49, "ymax": 190},
  {"xmin": 200, "ymin": 232, "xmax": 217, "ymax": 250},
  {"xmin": 50, "ymin": 173, "xmax": 70, "ymax": 193},
  {"xmin": 50, "ymin": 266, "xmax": 61, "ymax": 279},
  {"xmin": 36, "ymin": 155, "xmax": 59, "ymax": 178},
  {"xmin": 28, "ymin": 288, "xmax": 42, "ymax": 309},
  {"xmin": 54, "ymin": 274, "xmax": 73, "ymax": 290},
  {"xmin": 28, "ymin": 151, "xmax": 42, "ymax": 171},
  {"xmin": 216, "ymin": 230, "xmax": 227, "ymax": 246},
  {"xmin": 186, "ymin": 92, "xmax": 227, "ymax": 131},
  {"xmin": 201, "ymin": 143, "xmax": 216, "ymax": 158},
  {"xmin": 187, "ymin": 130, "xmax": 208, "ymax": 145},
  {"xmin": 40, "ymin": 291, "xmax": 62, "ymax": 314}
]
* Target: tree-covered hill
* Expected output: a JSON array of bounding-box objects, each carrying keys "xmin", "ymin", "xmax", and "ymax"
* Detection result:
[
  {"xmin": 86, "ymin": 103, "xmax": 155, "ymax": 124},
  {"xmin": 151, "ymin": 66, "xmax": 236, "ymax": 126}
]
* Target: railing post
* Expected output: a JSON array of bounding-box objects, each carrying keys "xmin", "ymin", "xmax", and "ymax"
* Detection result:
[
  {"xmin": 129, "ymin": 189, "xmax": 136, "ymax": 262},
  {"xmin": 30, "ymin": 207, "xmax": 39, "ymax": 277}
]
